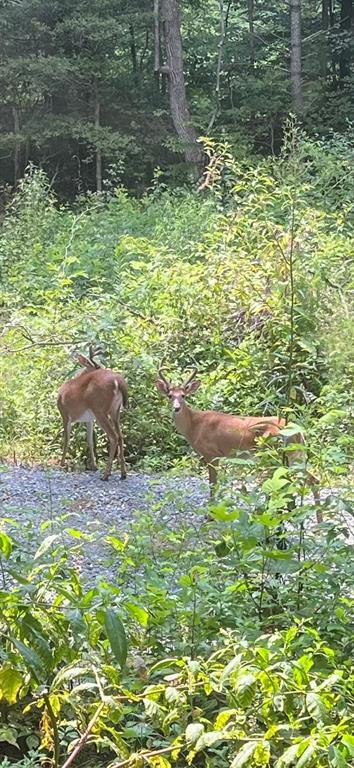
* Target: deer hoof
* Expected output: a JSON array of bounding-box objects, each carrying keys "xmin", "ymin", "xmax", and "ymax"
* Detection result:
[
  {"xmin": 101, "ymin": 474, "xmax": 110, "ymax": 481},
  {"xmin": 120, "ymin": 472, "xmax": 127, "ymax": 480}
]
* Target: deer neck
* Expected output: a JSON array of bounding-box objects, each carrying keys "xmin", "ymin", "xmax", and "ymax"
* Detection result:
[{"xmin": 174, "ymin": 402, "xmax": 196, "ymax": 441}]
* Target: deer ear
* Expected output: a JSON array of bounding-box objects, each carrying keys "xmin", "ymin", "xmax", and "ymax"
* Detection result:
[
  {"xmin": 185, "ymin": 379, "xmax": 201, "ymax": 394},
  {"xmin": 155, "ymin": 379, "xmax": 169, "ymax": 395},
  {"xmin": 77, "ymin": 354, "xmax": 95, "ymax": 369}
]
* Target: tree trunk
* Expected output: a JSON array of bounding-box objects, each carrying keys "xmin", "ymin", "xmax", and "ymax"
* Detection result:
[
  {"xmin": 12, "ymin": 106, "xmax": 20, "ymax": 188},
  {"xmin": 154, "ymin": 0, "xmax": 160, "ymax": 91},
  {"xmin": 321, "ymin": 0, "xmax": 330, "ymax": 76},
  {"xmin": 339, "ymin": 0, "xmax": 353, "ymax": 86},
  {"xmin": 290, "ymin": 0, "xmax": 303, "ymax": 113},
  {"xmin": 94, "ymin": 83, "xmax": 102, "ymax": 192},
  {"xmin": 161, "ymin": 0, "xmax": 203, "ymax": 168},
  {"xmin": 129, "ymin": 24, "xmax": 139, "ymax": 87},
  {"xmin": 248, "ymin": 0, "xmax": 255, "ymax": 71}
]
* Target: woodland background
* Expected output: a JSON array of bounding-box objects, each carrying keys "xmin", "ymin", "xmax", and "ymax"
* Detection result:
[
  {"xmin": 1, "ymin": 3, "xmax": 354, "ymax": 768},
  {"xmin": 1, "ymin": 0, "xmax": 354, "ymax": 197}
]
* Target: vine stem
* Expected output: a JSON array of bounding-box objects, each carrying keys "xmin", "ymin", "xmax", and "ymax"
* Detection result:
[{"xmin": 60, "ymin": 702, "xmax": 104, "ymax": 768}]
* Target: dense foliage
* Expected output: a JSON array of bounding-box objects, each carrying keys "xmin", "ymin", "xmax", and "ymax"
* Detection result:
[
  {"xmin": 0, "ymin": 126, "xmax": 353, "ymax": 473},
  {"xmin": 0, "ymin": 126, "xmax": 354, "ymax": 767},
  {"xmin": 1, "ymin": 0, "xmax": 354, "ymax": 196}
]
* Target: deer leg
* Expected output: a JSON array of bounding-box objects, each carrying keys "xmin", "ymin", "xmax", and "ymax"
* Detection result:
[
  {"xmin": 208, "ymin": 460, "xmax": 218, "ymax": 497},
  {"xmin": 115, "ymin": 409, "xmax": 127, "ymax": 480},
  {"xmin": 95, "ymin": 414, "xmax": 118, "ymax": 481},
  {"xmin": 60, "ymin": 416, "xmax": 72, "ymax": 468},
  {"xmin": 86, "ymin": 421, "xmax": 98, "ymax": 471}
]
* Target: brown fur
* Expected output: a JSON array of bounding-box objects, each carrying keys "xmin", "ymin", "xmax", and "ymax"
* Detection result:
[
  {"xmin": 156, "ymin": 377, "xmax": 321, "ymax": 523},
  {"xmin": 57, "ymin": 363, "xmax": 128, "ymax": 480}
]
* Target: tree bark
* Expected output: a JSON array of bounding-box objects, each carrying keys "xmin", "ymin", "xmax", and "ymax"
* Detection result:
[
  {"xmin": 161, "ymin": 0, "xmax": 203, "ymax": 168},
  {"xmin": 12, "ymin": 106, "xmax": 20, "ymax": 188},
  {"xmin": 94, "ymin": 83, "xmax": 102, "ymax": 192},
  {"xmin": 321, "ymin": 0, "xmax": 329, "ymax": 76},
  {"xmin": 154, "ymin": 0, "xmax": 160, "ymax": 90},
  {"xmin": 290, "ymin": 0, "xmax": 303, "ymax": 113},
  {"xmin": 129, "ymin": 24, "xmax": 139, "ymax": 87},
  {"xmin": 248, "ymin": 0, "xmax": 255, "ymax": 71},
  {"xmin": 339, "ymin": 0, "xmax": 353, "ymax": 86}
]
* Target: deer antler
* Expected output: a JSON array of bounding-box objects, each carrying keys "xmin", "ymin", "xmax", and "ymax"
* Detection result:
[
  {"xmin": 89, "ymin": 343, "xmax": 104, "ymax": 369},
  {"xmin": 158, "ymin": 358, "xmax": 171, "ymax": 388},
  {"xmin": 183, "ymin": 367, "xmax": 198, "ymax": 388}
]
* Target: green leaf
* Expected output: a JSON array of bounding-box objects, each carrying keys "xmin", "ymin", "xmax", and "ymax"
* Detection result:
[
  {"xmin": 342, "ymin": 734, "xmax": 354, "ymax": 756},
  {"xmin": 209, "ymin": 505, "xmax": 241, "ymax": 522},
  {"xmin": 275, "ymin": 744, "xmax": 299, "ymax": 768},
  {"xmin": 296, "ymin": 742, "xmax": 317, "ymax": 768},
  {"xmin": 214, "ymin": 709, "xmax": 237, "ymax": 729},
  {"xmin": 0, "ymin": 667, "xmax": 24, "ymax": 703},
  {"xmin": 104, "ymin": 609, "xmax": 128, "ymax": 668},
  {"xmin": 305, "ymin": 692, "xmax": 327, "ymax": 722},
  {"xmin": 10, "ymin": 637, "xmax": 43, "ymax": 676},
  {"xmin": 0, "ymin": 532, "xmax": 12, "ymax": 559},
  {"xmin": 328, "ymin": 745, "xmax": 348, "ymax": 767},
  {"xmin": 125, "ymin": 602, "xmax": 149, "ymax": 627},
  {"xmin": 34, "ymin": 534, "xmax": 59, "ymax": 560},
  {"xmin": 0, "ymin": 726, "xmax": 18, "ymax": 747},
  {"xmin": 51, "ymin": 665, "xmax": 92, "ymax": 690},
  {"xmin": 230, "ymin": 741, "xmax": 258, "ymax": 767},
  {"xmin": 194, "ymin": 730, "xmax": 226, "ymax": 752},
  {"xmin": 185, "ymin": 722, "xmax": 204, "ymax": 745}
]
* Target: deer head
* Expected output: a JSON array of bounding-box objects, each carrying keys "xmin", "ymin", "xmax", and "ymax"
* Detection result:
[{"xmin": 155, "ymin": 364, "xmax": 201, "ymax": 412}]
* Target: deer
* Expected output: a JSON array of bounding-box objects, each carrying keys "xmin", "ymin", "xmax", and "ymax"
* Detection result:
[
  {"xmin": 155, "ymin": 365, "xmax": 322, "ymax": 523},
  {"xmin": 57, "ymin": 345, "xmax": 128, "ymax": 481}
]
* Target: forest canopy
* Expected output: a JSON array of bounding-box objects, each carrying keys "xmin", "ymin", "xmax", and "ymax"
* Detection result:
[{"xmin": 1, "ymin": 0, "xmax": 354, "ymax": 197}]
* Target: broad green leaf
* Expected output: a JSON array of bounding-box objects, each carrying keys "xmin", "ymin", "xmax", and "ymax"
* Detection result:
[
  {"xmin": 0, "ymin": 726, "xmax": 18, "ymax": 747},
  {"xmin": 296, "ymin": 742, "xmax": 317, "ymax": 768},
  {"xmin": 305, "ymin": 692, "xmax": 327, "ymax": 722},
  {"xmin": 185, "ymin": 722, "xmax": 204, "ymax": 745},
  {"xmin": 275, "ymin": 744, "xmax": 299, "ymax": 767},
  {"xmin": 0, "ymin": 667, "xmax": 24, "ymax": 703},
  {"xmin": 342, "ymin": 734, "xmax": 354, "ymax": 756},
  {"xmin": 51, "ymin": 665, "xmax": 92, "ymax": 690},
  {"xmin": 0, "ymin": 532, "xmax": 12, "ymax": 559},
  {"xmin": 230, "ymin": 740, "xmax": 258, "ymax": 767},
  {"xmin": 34, "ymin": 534, "xmax": 59, "ymax": 560},
  {"xmin": 209, "ymin": 505, "xmax": 241, "ymax": 522},
  {"xmin": 328, "ymin": 745, "xmax": 348, "ymax": 767},
  {"xmin": 194, "ymin": 730, "xmax": 226, "ymax": 752},
  {"xmin": 104, "ymin": 610, "xmax": 128, "ymax": 668},
  {"xmin": 125, "ymin": 602, "xmax": 149, "ymax": 627},
  {"xmin": 214, "ymin": 709, "xmax": 237, "ymax": 729},
  {"xmin": 220, "ymin": 654, "xmax": 242, "ymax": 683},
  {"xmin": 10, "ymin": 637, "xmax": 42, "ymax": 676}
]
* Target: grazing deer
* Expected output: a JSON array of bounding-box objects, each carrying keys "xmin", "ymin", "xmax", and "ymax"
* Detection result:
[
  {"xmin": 57, "ymin": 346, "xmax": 128, "ymax": 480},
  {"xmin": 155, "ymin": 366, "xmax": 322, "ymax": 523}
]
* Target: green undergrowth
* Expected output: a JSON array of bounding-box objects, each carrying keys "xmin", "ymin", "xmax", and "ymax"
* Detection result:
[
  {"xmin": 0, "ymin": 126, "xmax": 353, "ymax": 479},
  {"xmin": 0, "ymin": 467, "xmax": 354, "ymax": 766}
]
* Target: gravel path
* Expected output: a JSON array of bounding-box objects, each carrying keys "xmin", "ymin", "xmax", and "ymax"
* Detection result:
[
  {"xmin": 0, "ymin": 465, "xmax": 209, "ymax": 583},
  {"xmin": 1, "ymin": 464, "xmax": 353, "ymax": 585}
]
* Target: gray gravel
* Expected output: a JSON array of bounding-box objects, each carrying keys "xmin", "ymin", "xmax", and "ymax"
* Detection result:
[
  {"xmin": 1, "ymin": 464, "xmax": 353, "ymax": 586},
  {"xmin": 0, "ymin": 465, "xmax": 209, "ymax": 584}
]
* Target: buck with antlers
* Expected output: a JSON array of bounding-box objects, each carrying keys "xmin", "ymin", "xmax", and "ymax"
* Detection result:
[
  {"xmin": 57, "ymin": 345, "xmax": 128, "ymax": 480},
  {"xmin": 156, "ymin": 366, "xmax": 322, "ymax": 523}
]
